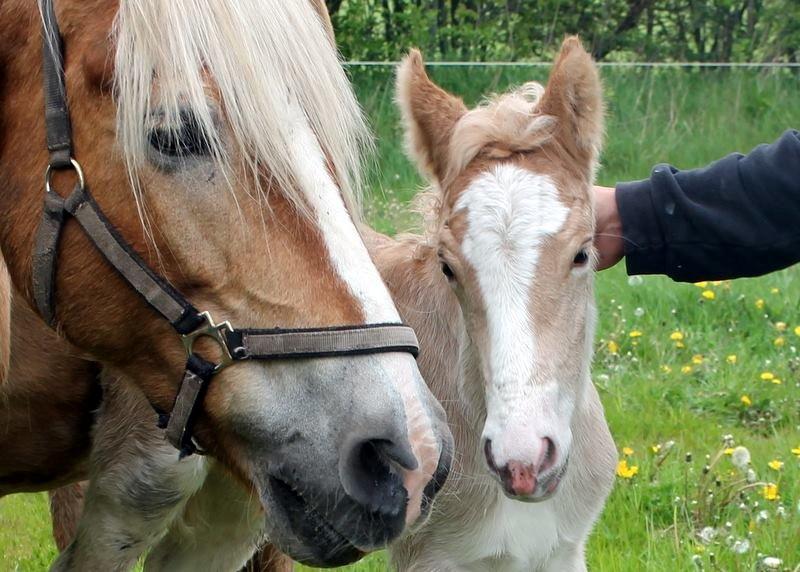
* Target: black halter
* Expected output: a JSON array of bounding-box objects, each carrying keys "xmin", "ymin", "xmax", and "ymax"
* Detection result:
[{"xmin": 33, "ymin": 0, "xmax": 419, "ymax": 457}]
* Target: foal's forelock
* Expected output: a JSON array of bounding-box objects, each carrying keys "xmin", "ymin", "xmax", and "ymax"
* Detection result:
[{"xmin": 112, "ymin": 0, "xmax": 370, "ymax": 218}]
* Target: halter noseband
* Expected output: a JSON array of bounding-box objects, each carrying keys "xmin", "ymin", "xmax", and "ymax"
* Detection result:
[{"xmin": 32, "ymin": 0, "xmax": 419, "ymax": 457}]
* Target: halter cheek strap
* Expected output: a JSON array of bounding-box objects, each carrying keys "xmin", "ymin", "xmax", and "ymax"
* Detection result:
[{"xmin": 33, "ymin": 0, "xmax": 420, "ymax": 457}]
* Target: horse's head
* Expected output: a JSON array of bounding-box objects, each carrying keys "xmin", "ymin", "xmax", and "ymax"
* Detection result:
[
  {"xmin": 0, "ymin": 0, "xmax": 451, "ymax": 564},
  {"xmin": 397, "ymin": 38, "xmax": 602, "ymax": 502}
]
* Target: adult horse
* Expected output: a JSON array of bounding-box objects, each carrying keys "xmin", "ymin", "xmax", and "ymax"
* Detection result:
[{"xmin": 0, "ymin": 0, "xmax": 452, "ymax": 568}]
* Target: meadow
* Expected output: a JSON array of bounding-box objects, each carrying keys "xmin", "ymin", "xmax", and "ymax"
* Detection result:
[{"xmin": 2, "ymin": 65, "xmax": 799, "ymax": 571}]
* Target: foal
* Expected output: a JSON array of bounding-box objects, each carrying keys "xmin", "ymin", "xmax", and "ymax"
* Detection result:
[{"xmin": 372, "ymin": 39, "xmax": 616, "ymax": 570}]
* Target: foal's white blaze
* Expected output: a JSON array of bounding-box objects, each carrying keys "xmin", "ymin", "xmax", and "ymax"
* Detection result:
[
  {"xmin": 287, "ymin": 102, "xmax": 439, "ymax": 525},
  {"xmin": 456, "ymin": 164, "xmax": 570, "ymax": 469}
]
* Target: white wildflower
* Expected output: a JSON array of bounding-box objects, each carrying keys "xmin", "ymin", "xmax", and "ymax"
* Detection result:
[
  {"xmin": 731, "ymin": 539, "xmax": 750, "ymax": 554},
  {"xmin": 731, "ymin": 446, "xmax": 751, "ymax": 470},
  {"xmin": 761, "ymin": 556, "xmax": 782, "ymax": 569},
  {"xmin": 698, "ymin": 526, "xmax": 716, "ymax": 544}
]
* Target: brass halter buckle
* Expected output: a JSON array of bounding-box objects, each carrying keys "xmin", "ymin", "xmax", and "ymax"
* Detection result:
[{"xmin": 181, "ymin": 311, "xmax": 235, "ymax": 372}]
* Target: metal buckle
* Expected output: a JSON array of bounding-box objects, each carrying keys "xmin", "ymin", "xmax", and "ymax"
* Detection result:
[
  {"xmin": 45, "ymin": 158, "xmax": 85, "ymax": 194},
  {"xmin": 181, "ymin": 311, "xmax": 234, "ymax": 372}
]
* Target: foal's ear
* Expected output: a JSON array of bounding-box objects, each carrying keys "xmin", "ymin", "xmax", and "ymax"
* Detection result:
[
  {"xmin": 537, "ymin": 37, "xmax": 603, "ymax": 167},
  {"xmin": 396, "ymin": 49, "xmax": 467, "ymax": 184}
]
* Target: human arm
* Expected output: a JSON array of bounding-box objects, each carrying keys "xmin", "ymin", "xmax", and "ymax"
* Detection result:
[{"xmin": 594, "ymin": 129, "xmax": 800, "ymax": 281}]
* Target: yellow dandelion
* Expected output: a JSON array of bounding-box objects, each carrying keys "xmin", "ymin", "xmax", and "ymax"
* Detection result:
[
  {"xmin": 770, "ymin": 287, "xmax": 779, "ymax": 294},
  {"xmin": 616, "ymin": 459, "xmax": 639, "ymax": 479},
  {"xmin": 761, "ymin": 483, "xmax": 779, "ymax": 501},
  {"xmin": 607, "ymin": 340, "xmax": 619, "ymax": 355},
  {"xmin": 791, "ymin": 446, "xmax": 800, "ymax": 457},
  {"xmin": 755, "ymin": 298, "xmax": 765, "ymax": 309},
  {"xmin": 724, "ymin": 448, "xmax": 735, "ymax": 455},
  {"xmin": 767, "ymin": 459, "xmax": 784, "ymax": 471},
  {"xmin": 701, "ymin": 290, "xmax": 716, "ymax": 300},
  {"xmin": 774, "ymin": 337, "xmax": 785, "ymax": 347},
  {"xmin": 651, "ymin": 444, "xmax": 661, "ymax": 453},
  {"xmin": 775, "ymin": 322, "xmax": 787, "ymax": 332},
  {"xmin": 670, "ymin": 331, "xmax": 684, "ymax": 341},
  {"xmin": 691, "ymin": 354, "xmax": 704, "ymax": 365},
  {"xmin": 629, "ymin": 330, "xmax": 643, "ymax": 338},
  {"xmin": 726, "ymin": 354, "xmax": 737, "ymax": 364},
  {"xmin": 760, "ymin": 372, "xmax": 775, "ymax": 381},
  {"xmin": 711, "ymin": 281, "xmax": 723, "ymax": 286},
  {"xmin": 794, "ymin": 325, "xmax": 800, "ymax": 336},
  {"xmin": 681, "ymin": 365, "xmax": 693, "ymax": 374},
  {"xmin": 772, "ymin": 378, "xmax": 782, "ymax": 385},
  {"xmin": 675, "ymin": 341, "xmax": 686, "ymax": 349},
  {"xmin": 661, "ymin": 365, "xmax": 673, "ymax": 374},
  {"xmin": 740, "ymin": 395, "xmax": 751, "ymax": 406},
  {"xmin": 622, "ymin": 446, "xmax": 634, "ymax": 456},
  {"xmin": 694, "ymin": 281, "xmax": 709, "ymax": 288}
]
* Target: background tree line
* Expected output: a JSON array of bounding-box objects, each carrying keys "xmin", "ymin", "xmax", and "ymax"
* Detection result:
[{"xmin": 325, "ymin": 0, "xmax": 800, "ymax": 62}]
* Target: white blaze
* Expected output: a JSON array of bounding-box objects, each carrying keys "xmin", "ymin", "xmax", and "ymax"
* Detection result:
[{"xmin": 456, "ymin": 164, "xmax": 569, "ymax": 466}]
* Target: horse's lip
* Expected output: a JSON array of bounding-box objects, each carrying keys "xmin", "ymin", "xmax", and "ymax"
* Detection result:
[
  {"xmin": 266, "ymin": 475, "xmax": 366, "ymax": 562},
  {"xmin": 500, "ymin": 458, "xmax": 569, "ymax": 503}
]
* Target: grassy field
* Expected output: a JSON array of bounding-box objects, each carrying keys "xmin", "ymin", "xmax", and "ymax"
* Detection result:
[{"xmin": 2, "ymin": 66, "xmax": 799, "ymax": 571}]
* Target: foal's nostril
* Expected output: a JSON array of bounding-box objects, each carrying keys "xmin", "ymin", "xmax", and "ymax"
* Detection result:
[
  {"xmin": 539, "ymin": 437, "xmax": 557, "ymax": 474},
  {"xmin": 483, "ymin": 438, "xmax": 496, "ymax": 472},
  {"xmin": 339, "ymin": 438, "xmax": 411, "ymax": 515}
]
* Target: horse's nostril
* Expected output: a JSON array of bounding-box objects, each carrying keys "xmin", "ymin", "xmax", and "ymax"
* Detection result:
[
  {"xmin": 539, "ymin": 437, "xmax": 557, "ymax": 474},
  {"xmin": 339, "ymin": 438, "xmax": 409, "ymax": 514}
]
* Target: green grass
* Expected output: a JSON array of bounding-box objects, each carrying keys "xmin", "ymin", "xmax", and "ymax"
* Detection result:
[{"xmin": 3, "ymin": 67, "xmax": 800, "ymax": 571}]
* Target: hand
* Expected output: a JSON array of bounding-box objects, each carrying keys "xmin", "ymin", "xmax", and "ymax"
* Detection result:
[{"xmin": 593, "ymin": 185, "xmax": 624, "ymax": 271}]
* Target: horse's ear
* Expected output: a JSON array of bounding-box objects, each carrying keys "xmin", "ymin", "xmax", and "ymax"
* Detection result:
[
  {"xmin": 396, "ymin": 49, "xmax": 467, "ymax": 184},
  {"xmin": 537, "ymin": 36, "xmax": 603, "ymax": 167}
]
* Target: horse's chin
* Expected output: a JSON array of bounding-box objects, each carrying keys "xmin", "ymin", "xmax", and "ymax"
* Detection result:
[{"xmin": 261, "ymin": 475, "xmax": 366, "ymax": 567}]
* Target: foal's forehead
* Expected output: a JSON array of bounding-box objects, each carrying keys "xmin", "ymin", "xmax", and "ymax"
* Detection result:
[{"xmin": 452, "ymin": 163, "xmax": 576, "ymax": 241}]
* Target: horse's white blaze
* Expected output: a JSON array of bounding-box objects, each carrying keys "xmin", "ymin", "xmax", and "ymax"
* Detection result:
[
  {"xmin": 456, "ymin": 164, "xmax": 569, "ymax": 467},
  {"xmin": 286, "ymin": 102, "xmax": 399, "ymax": 323},
  {"xmin": 289, "ymin": 104, "xmax": 439, "ymax": 517}
]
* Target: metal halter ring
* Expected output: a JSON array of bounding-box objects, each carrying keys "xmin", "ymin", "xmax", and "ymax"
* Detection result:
[
  {"xmin": 45, "ymin": 158, "xmax": 85, "ymax": 194},
  {"xmin": 181, "ymin": 311, "xmax": 235, "ymax": 372}
]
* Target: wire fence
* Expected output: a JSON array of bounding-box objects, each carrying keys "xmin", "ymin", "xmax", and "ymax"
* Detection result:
[{"xmin": 346, "ymin": 61, "xmax": 800, "ymax": 68}]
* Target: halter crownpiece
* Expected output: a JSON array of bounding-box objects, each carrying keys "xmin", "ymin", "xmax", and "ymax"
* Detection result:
[{"xmin": 32, "ymin": 0, "xmax": 419, "ymax": 457}]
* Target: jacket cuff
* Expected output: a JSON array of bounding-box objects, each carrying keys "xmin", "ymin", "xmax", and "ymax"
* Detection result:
[{"xmin": 616, "ymin": 178, "xmax": 667, "ymax": 276}]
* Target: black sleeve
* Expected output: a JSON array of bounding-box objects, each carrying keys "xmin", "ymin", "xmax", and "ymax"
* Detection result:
[{"xmin": 615, "ymin": 129, "xmax": 800, "ymax": 282}]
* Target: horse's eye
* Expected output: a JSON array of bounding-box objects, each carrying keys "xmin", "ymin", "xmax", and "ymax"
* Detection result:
[
  {"xmin": 149, "ymin": 112, "xmax": 211, "ymax": 157},
  {"xmin": 441, "ymin": 262, "xmax": 456, "ymax": 281},
  {"xmin": 573, "ymin": 249, "xmax": 589, "ymax": 267}
]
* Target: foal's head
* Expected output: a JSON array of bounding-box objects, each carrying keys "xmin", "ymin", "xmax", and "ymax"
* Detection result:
[
  {"xmin": 398, "ymin": 38, "xmax": 602, "ymax": 502},
  {"xmin": 0, "ymin": 0, "xmax": 451, "ymax": 564}
]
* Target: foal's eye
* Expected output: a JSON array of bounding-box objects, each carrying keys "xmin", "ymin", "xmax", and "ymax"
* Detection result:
[
  {"xmin": 149, "ymin": 112, "xmax": 211, "ymax": 158},
  {"xmin": 573, "ymin": 249, "xmax": 590, "ymax": 267},
  {"xmin": 441, "ymin": 262, "xmax": 456, "ymax": 281}
]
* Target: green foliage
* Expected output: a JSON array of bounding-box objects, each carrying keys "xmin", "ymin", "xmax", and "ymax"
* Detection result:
[{"xmin": 328, "ymin": 0, "xmax": 800, "ymax": 63}]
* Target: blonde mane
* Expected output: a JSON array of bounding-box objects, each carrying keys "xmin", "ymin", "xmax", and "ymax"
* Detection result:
[
  {"xmin": 446, "ymin": 82, "xmax": 555, "ymax": 184},
  {"xmin": 114, "ymin": 0, "xmax": 370, "ymax": 217}
]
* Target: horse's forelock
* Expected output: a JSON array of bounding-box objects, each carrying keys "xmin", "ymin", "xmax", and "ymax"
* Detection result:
[{"xmin": 113, "ymin": 0, "xmax": 370, "ymax": 219}]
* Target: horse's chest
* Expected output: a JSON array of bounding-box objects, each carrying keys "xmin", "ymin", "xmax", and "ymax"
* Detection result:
[{"xmin": 444, "ymin": 496, "xmax": 560, "ymax": 571}]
